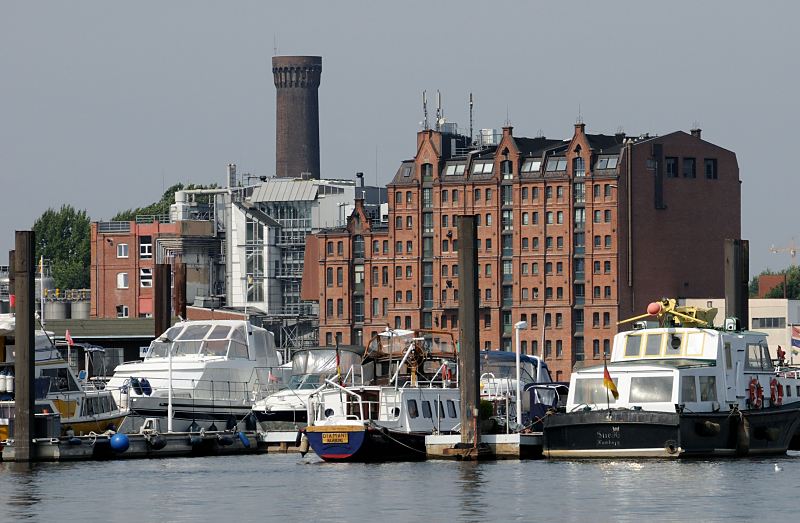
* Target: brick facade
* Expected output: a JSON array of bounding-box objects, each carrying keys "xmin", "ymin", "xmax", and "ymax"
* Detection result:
[{"xmin": 303, "ymin": 123, "xmax": 740, "ymax": 379}]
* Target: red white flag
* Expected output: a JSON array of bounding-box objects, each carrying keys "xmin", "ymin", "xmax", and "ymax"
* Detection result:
[{"xmin": 65, "ymin": 329, "xmax": 74, "ymax": 347}]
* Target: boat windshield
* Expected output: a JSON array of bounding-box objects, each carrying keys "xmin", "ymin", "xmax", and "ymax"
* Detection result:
[
  {"xmin": 145, "ymin": 323, "xmax": 249, "ymax": 360},
  {"xmin": 286, "ymin": 374, "xmax": 323, "ymax": 390},
  {"xmin": 481, "ymin": 362, "xmax": 537, "ymax": 384}
]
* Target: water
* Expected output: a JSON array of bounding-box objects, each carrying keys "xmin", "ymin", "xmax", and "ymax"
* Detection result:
[{"xmin": 1, "ymin": 452, "xmax": 799, "ymax": 522}]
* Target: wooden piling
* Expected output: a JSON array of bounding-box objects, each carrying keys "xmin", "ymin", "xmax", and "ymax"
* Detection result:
[
  {"xmin": 13, "ymin": 231, "xmax": 35, "ymax": 462},
  {"xmin": 173, "ymin": 259, "xmax": 187, "ymax": 321},
  {"xmin": 8, "ymin": 250, "xmax": 14, "ymax": 313},
  {"xmin": 154, "ymin": 263, "xmax": 172, "ymax": 337},
  {"xmin": 724, "ymin": 239, "xmax": 749, "ymax": 327},
  {"xmin": 457, "ymin": 216, "xmax": 480, "ymax": 453}
]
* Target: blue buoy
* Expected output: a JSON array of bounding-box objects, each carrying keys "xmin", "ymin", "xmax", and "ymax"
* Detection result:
[
  {"xmin": 238, "ymin": 432, "xmax": 251, "ymax": 448},
  {"xmin": 110, "ymin": 433, "xmax": 130, "ymax": 453}
]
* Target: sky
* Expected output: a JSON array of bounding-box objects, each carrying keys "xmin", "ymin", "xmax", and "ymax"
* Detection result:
[{"xmin": 1, "ymin": 1, "xmax": 798, "ymax": 277}]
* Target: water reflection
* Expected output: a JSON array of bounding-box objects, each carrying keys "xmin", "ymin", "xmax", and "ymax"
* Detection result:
[
  {"xmin": 455, "ymin": 462, "xmax": 487, "ymax": 522},
  {"xmin": 1, "ymin": 462, "xmax": 41, "ymax": 520}
]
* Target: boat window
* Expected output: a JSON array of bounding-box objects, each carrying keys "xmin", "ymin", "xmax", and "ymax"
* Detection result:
[
  {"xmin": 147, "ymin": 341, "xmax": 170, "ymax": 358},
  {"xmin": 629, "ymin": 376, "xmax": 673, "ymax": 403},
  {"xmin": 724, "ymin": 343, "xmax": 732, "ymax": 369},
  {"xmin": 228, "ymin": 341, "xmax": 249, "ymax": 360},
  {"xmin": 666, "ymin": 334, "xmax": 683, "ymax": 356},
  {"xmin": 231, "ymin": 326, "xmax": 248, "ymax": 344},
  {"xmin": 746, "ymin": 344, "xmax": 763, "ymax": 370},
  {"xmin": 787, "ymin": 385, "xmax": 792, "ymax": 398},
  {"xmin": 421, "ymin": 400, "xmax": 433, "ymax": 419},
  {"xmin": 161, "ymin": 325, "xmax": 183, "ymax": 342},
  {"xmin": 40, "ymin": 367, "xmax": 81, "ymax": 392},
  {"xmin": 251, "ymin": 331, "xmax": 268, "ymax": 361},
  {"xmin": 179, "ymin": 324, "xmax": 212, "ymax": 341},
  {"xmin": 681, "ymin": 376, "xmax": 697, "ymax": 402},
  {"xmin": 433, "ymin": 400, "xmax": 445, "ymax": 418},
  {"xmin": 202, "ymin": 340, "xmax": 229, "ymax": 357},
  {"xmin": 208, "ymin": 325, "xmax": 231, "ymax": 340},
  {"xmin": 574, "ymin": 377, "xmax": 617, "ymax": 405},
  {"xmin": 625, "ymin": 335, "xmax": 641, "ymax": 357},
  {"xmin": 760, "ymin": 343, "xmax": 774, "ymax": 371},
  {"xmin": 173, "ymin": 340, "xmax": 202, "ymax": 356},
  {"xmin": 447, "ymin": 400, "xmax": 458, "ymax": 418},
  {"xmin": 644, "ymin": 334, "xmax": 662, "ymax": 356},
  {"xmin": 686, "ymin": 333, "xmax": 705, "ymax": 356},
  {"xmin": 699, "ymin": 376, "xmax": 717, "ymax": 401},
  {"xmin": 407, "ymin": 399, "xmax": 419, "ymax": 418}
]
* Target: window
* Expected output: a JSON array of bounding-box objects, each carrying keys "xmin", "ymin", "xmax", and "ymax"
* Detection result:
[
  {"xmin": 605, "ymin": 235, "xmax": 612, "ymax": 248},
  {"xmin": 406, "ymin": 240, "xmax": 413, "ymax": 253},
  {"xmin": 501, "ymin": 160, "xmax": 513, "ymax": 179},
  {"xmin": 593, "ymin": 286, "xmax": 601, "ymax": 298},
  {"xmin": 326, "ymin": 268, "xmax": 333, "ymax": 287},
  {"xmin": 395, "ymin": 290, "xmax": 402, "ymax": 302},
  {"xmin": 594, "ymin": 235, "xmax": 601, "ymax": 248},
  {"xmin": 682, "ymin": 376, "xmax": 697, "ymax": 402},
  {"xmin": 452, "ymin": 189, "xmax": 459, "ymax": 203},
  {"xmin": 522, "ymin": 187, "xmax": 528, "ymax": 200},
  {"xmin": 336, "ymin": 299, "xmax": 343, "ymax": 317},
  {"xmin": 545, "ymin": 158, "xmax": 567, "ymax": 171},
  {"xmin": 325, "ymin": 332, "xmax": 333, "ymax": 345},
  {"xmin": 604, "ymin": 210, "xmax": 611, "ymax": 223},
  {"xmin": 442, "ymin": 190, "xmax": 449, "ymax": 203},
  {"xmin": 337, "ymin": 241, "xmax": 344, "ymax": 256},
  {"xmin": 486, "ymin": 213, "xmax": 492, "ymax": 226},
  {"xmin": 117, "ymin": 272, "xmax": 129, "ymax": 289},
  {"xmin": 699, "ymin": 376, "xmax": 717, "ymax": 402},
  {"xmin": 396, "ymin": 241, "xmax": 403, "ymax": 254},
  {"xmin": 532, "ymin": 212, "xmax": 539, "ymax": 225},
  {"xmin": 533, "ymin": 187, "xmax": 539, "ymax": 200},
  {"xmin": 442, "ymin": 239, "xmax": 449, "ymax": 252},
  {"xmin": 522, "ymin": 263, "xmax": 528, "ymax": 275},
  {"xmin": 705, "ymin": 158, "xmax": 718, "ymax": 179},
  {"xmin": 532, "ymin": 262, "xmax": 539, "ymax": 275},
  {"xmin": 485, "ymin": 264, "xmax": 492, "ymax": 276},
  {"xmin": 545, "ymin": 186, "xmax": 553, "ymax": 200},
  {"xmin": 522, "ymin": 212, "xmax": 529, "ymax": 225},
  {"xmin": 406, "ymin": 290, "xmax": 413, "ymax": 302},
  {"xmin": 336, "ymin": 267, "xmax": 343, "ymax": 286},
  {"xmin": 594, "ymin": 210, "xmax": 602, "ymax": 223},
  {"xmin": 630, "ymin": 377, "xmax": 673, "ymax": 403},
  {"xmin": 442, "ymin": 215, "xmax": 449, "ymax": 228},
  {"xmin": 593, "ymin": 312, "xmax": 600, "ymax": 327},
  {"xmin": 116, "ymin": 305, "xmax": 129, "ymax": 318},
  {"xmin": 327, "ymin": 241, "xmax": 334, "ymax": 255},
  {"xmin": 383, "ymin": 298, "xmax": 388, "ymax": 315},
  {"xmin": 574, "ymin": 182, "xmax": 585, "ymax": 203},
  {"xmin": 372, "ymin": 240, "xmax": 380, "ymax": 254},
  {"xmin": 557, "ymin": 236, "xmax": 564, "ymax": 250},
  {"xmin": 383, "ymin": 240, "xmax": 389, "ymax": 254},
  {"xmin": 594, "ymin": 261, "xmax": 601, "ymax": 274},
  {"xmin": 604, "ymin": 286, "xmax": 612, "ymax": 298},
  {"xmin": 545, "ymin": 262, "xmax": 553, "ymax": 275},
  {"xmin": 522, "ymin": 237, "xmax": 529, "ymax": 250},
  {"xmin": 545, "ymin": 236, "xmax": 553, "ymax": 250},
  {"xmin": 395, "ymin": 216, "xmax": 402, "ymax": 229},
  {"xmin": 522, "ymin": 288, "xmax": 529, "ymax": 300},
  {"xmin": 666, "ymin": 157, "xmax": 678, "ymax": 178},
  {"xmin": 371, "ymin": 267, "xmax": 379, "ymax": 286},
  {"xmin": 406, "ymin": 266, "xmax": 412, "ymax": 279},
  {"xmin": 556, "ymin": 262, "xmax": 563, "ymax": 275},
  {"xmin": 441, "ymin": 265, "xmax": 449, "ymax": 277},
  {"xmin": 557, "ymin": 211, "xmax": 564, "ymax": 224},
  {"xmin": 406, "ymin": 190, "xmax": 413, "ymax": 204},
  {"xmin": 573, "ymin": 157, "xmax": 585, "ymax": 177},
  {"xmin": 140, "ymin": 268, "xmax": 152, "ymax": 288},
  {"xmin": 556, "ymin": 313, "xmax": 563, "ymax": 327},
  {"xmin": 683, "ymin": 157, "xmax": 696, "ymax": 178},
  {"xmin": 532, "ymin": 237, "xmax": 539, "ymax": 250},
  {"xmin": 603, "ymin": 312, "xmax": 610, "ymax": 327},
  {"xmin": 604, "ymin": 184, "xmax": 613, "ymax": 198},
  {"xmin": 545, "ymin": 287, "xmax": 553, "ymax": 299},
  {"xmin": 117, "ymin": 243, "xmax": 129, "ymax": 258},
  {"xmin": 139, "ymin": 237, "xmax": 152, "ymax": 259},
  {"xmin": 604, "ymin": 261, "xmax": 611, "ymax": 274},
  {"xmin": 484, "ymin": 313, "xmax": 491, "ymax": 328},
  {"xmin": 752, "ymin": 317, "xmax": 787, "ymax": 329}
]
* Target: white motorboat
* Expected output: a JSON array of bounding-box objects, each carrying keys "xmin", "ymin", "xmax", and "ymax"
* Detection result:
[{"xmin": 107, "ymin": 319, "xmax": 283, "ymax": 433}]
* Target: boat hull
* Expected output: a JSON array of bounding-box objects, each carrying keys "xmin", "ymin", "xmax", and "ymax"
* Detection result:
[
  {"xmin": 305, "ymin": 424, "xmax": 427, "ymax": 462},
  {"xmin": 543, "ymin": 406, "xmax": 800, "ymax": 458},
  {"xmin": 120, "ymin": 396, "xmax": 255, "ymax": 433}
]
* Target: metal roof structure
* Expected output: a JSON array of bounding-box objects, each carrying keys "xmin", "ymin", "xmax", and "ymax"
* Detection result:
[{"xmin": 250, "ymin": 179, "xmax": 319, "ymax": 203}]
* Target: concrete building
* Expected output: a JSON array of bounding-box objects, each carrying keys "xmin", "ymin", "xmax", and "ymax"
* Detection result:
[{"xmin": 304, "ymin": 122, "xmax": 741, "ymax": 380}]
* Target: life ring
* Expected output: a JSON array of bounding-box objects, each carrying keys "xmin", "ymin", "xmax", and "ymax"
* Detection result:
[
  {"xmin": 748, "ymin": 377, "xmax": 762, "ymax": 409},
  {"xmin": 770, "ymin": 378, "xmax": 783, "ymax": 406},
  {"xmin": 442, "ymin": 365, "xmax": 452, "ymax": 382}
]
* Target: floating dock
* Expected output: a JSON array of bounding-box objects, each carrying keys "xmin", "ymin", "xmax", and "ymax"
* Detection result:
[{"xmin": 425, "ymin": 432, "xmax": 543, "ymax": 460}]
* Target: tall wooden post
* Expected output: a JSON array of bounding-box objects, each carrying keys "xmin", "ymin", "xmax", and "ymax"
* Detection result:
[
  {"xmin": 173, "ymin": 259, "xmax": 187, "ymax": 321},
  {"xmin": 457, "ymin": 216, "xmax": 480, "ymax": 449},
  {"xmin": 8, "ymin": 250, "xmax": 15, "ymax": 313},
  {"xmin": 14, "ymin": 231, "xmax": 35, "ymax": 461},
  {"xmin": 724, "ymin": 239, "xmax": 750, "ymax": 327},
  {"xmin": 154, "ymin": 263, "xmax": 172, "ymax": 337}
]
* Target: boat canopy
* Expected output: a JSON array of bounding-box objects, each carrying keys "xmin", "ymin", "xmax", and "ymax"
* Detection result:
[
  {"xmin": 479, "ymin": 350, "xmax": 552, "ymax": 384},
  {"xmin": 146, "ymin": 321, "xmax": 251, "ymax": 360},
  {"xmin": 365, "ymin": 328, "xmax": 457, "ymax": 360},
  {"xmin": 291, "ymin": 346, "xmax": 363, "ymax": 377}
]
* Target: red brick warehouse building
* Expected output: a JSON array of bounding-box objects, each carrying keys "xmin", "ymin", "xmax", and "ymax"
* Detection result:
[{"xmin": 302, "ymin": 122, "xmax": 740, "ymax": 380}]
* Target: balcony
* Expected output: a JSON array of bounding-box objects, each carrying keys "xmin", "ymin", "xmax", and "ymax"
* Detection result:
[
  {"xmin": 574, "ymin": 271, "xmax": 585, "ymax": 281},
  {"xmin": 574, "ymin": 321, "xmax": 584, "ymax": 334},
  {"xmin": 575, "ymin": 295, "xmax": 585, "ymax": 305}
]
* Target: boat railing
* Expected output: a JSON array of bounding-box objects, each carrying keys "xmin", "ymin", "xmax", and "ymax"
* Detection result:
[
  {"xmin": 480, "ymin": 372, "xmax": 513, "ymax": 400},
  {"xmin": 122, "ymin": 369, "xmax": 285, "ymax": 405},
  {"xmin": 322, "ymin": 378, "xmax": 365, "ymax": 420}
]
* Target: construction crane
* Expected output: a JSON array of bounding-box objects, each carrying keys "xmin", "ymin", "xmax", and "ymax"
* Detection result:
[{"xmin": 770, "ymin": 238, "xmax": 798, "ymax": 265}]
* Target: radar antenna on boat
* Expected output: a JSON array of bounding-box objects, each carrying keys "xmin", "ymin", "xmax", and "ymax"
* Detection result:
[{"xmin": 617, "ymin": 298, "xmax": 717, "ymax": 328}]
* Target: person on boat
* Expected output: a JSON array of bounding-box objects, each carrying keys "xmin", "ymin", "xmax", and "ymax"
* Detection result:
[{"xmin": 777, "ymin": 345, "xmax": 786, "ymax": 366}]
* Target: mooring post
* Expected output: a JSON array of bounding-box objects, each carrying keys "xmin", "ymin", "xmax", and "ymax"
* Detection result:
[
  {"xmin": 14, "ymin": 231, "xmax": 35, "ymax": 462},
  {"xmin": 173, "ymin": 258, "xmax": 187, "ymax": 321},
  {"xmin": 457, "ymin": 215, "xmax": 480, "ymax": 452},
  {"xmin": 154, "ymin": 263, "xmax": 172, "ymax": 338},
  {"xmin": 8, "ymin": 250, "xmax": 15, "ymax": 314},
  {"xmin": 724, "ymin": 239, "xmax": 749, "ymax": 328}
]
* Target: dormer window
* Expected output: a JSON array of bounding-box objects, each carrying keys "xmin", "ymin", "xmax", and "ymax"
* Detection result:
[
  {"xmin": 573, "ymin": 157, "xmax": 585, "ymax": 177},
  {"xmin": 521, "ymin": 159, "xmax": 541, "ymax": 173},
  {"xmin": 501, "ymin": 160, "xmax": 513, "ymax": 180},
  {"xmin": 421, "ymin": 163, "xmax": 433, "ymax": 180},
  {"xmin": 471, "ymin": 161, "xmax": 493, "ymax": 174}
]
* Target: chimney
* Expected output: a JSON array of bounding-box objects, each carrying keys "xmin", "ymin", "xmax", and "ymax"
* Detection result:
[
  {"xmin": 273, "ymin": 56, "xmax": 322, "ymax": 179},
  {"xmin": 690, "ymin": 128, "xmax": 702, "ymax": 139}
]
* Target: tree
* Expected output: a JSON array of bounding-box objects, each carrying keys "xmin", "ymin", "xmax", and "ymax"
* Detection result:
[
  {"xmin": 32, "ymin": 205, "xmax": 91, "ymax": 289},
  {"xmin": 112, "ymin": 183, "xmax": 218, "ymax": 222},
  {"xmin": 764, "ymin": 266, "xmax": 800, "ymax": 299}
]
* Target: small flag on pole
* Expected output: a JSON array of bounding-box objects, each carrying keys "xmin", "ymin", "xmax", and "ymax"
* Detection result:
[
  {"xmin": 603, "ymin": 359, "xmax": 619, "ymax": 400},
  {"xmin": 791, "ymin": 326, "xmax": 800, "ymax": 356},
  {"xmin": 65, "ymin": 329, "xmax": 75, "ymax": 347}
]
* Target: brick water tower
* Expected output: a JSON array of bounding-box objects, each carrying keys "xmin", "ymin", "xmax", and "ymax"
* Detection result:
[{"xmin": 272, "ymin": 55, "xmax": 322, "ymax": 179}]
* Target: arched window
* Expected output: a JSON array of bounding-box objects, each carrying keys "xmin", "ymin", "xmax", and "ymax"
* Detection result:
[{"xmin": 501, "ymin": 160, "xmax": 513, "ymax": 179}]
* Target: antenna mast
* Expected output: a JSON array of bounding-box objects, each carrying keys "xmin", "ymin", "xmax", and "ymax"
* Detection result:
[
  {"xmin": 469, "ymin": 93, "xmax": 474, "ymax": 145},
  {"xmin": 422, "ymin": 90, "xmax": 429, "ymax": 130},
  {"xmin": 435, "ymin": 90, "xmax": 441, "ymax": 131}
]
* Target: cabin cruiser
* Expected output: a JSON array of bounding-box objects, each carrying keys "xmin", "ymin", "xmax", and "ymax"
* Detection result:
[
  {"xmin": 0, "ymin": 314, "xmax": 127, "ymax": 441},
  {"xmin": 303, "ymin": 329, "xmax": 460, "ymax": 462},
  {"xmin": 107, "ymin": 320, "xmax": 283, "ymax": 433},
  {"xmin": 543, "ymin": 299, "xmax": 800, "ymax": 458},
  {"xmin": 251, "ymin": 345, "xmax": 366, "ymax": 431},
  {"xmin": 480, "ymin": 350, "xmax": 567, "ymax": 432}
]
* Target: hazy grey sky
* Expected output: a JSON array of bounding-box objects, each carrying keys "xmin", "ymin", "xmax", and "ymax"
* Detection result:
[{"xmin": 2, "ymin": 1, "xmax": 798, "ymax": 277}]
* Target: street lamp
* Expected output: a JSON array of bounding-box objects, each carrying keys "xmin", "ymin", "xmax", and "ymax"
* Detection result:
[{"xmin": 514, "ymin": 320, "xmax": 528, "ymax": 426}]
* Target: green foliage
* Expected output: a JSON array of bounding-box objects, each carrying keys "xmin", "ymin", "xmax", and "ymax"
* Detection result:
[
  {"xmin": 112, "ymin": 183, "xmax": 219, "ymax": 222},
  {"xmin": 32, "ymin": 205, "xmax": 91, "ymax": 289},
  {"xmin": 764, "ymin": 266, "xmax": 800, "ymax": 299}
]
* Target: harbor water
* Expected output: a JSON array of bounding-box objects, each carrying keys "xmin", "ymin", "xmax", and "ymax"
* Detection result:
[{"xmin": 1, "ymin": 452, "xmax": 799, "ymax": 522}]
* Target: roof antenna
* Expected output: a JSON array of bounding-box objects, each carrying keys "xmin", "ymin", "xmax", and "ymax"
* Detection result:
[
  {"xmin": 422, "ymin": 90, "xmax": 429, "ymax": 130},
  {"xmin": 469, "ymin": 92, "xmax": 474, "ymax": 144},
  {"xmin": 273, "ymin": 35, "xmax": 278, "ymax": 56},
  {"xmin": 505, "ymin": 105, "xmax": 510, "ymax": 126},
  {"xmin": 435, "ymin": 90, "xmax": 441, "ymax": 131},
  {"xmin": 577, "ymin": 104, "xmax": 583, "ymax": 124}
]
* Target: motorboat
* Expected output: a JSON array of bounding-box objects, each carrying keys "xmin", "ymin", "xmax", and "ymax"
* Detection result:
[
  {"xmin": 303, "ymin": 329, "xmax": 460, "ymax": 462},
  {"xmin": 251, "ymin": 345, "xmax": 366, "ymax": 431},
  {"xmin": 106, "ymin": 319, "xmax": 283, "ymax": 433},
  {"xmin": 543, "ymin": 299, "xmax": 800, "ymax": 458},
  {"xmin": 0, "ymin": 314, "xmax": 127, "ymax": 441}
]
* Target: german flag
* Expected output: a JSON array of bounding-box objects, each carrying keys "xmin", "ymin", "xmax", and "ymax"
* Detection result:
[{"xmin": 603, "ymin": 360, "xmax": 619, "ymax": 400}]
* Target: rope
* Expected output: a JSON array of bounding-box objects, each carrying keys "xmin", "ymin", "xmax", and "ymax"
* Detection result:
[{"xmin": 367, "ymin": 420, "xmax": 426, "ymax": 455}]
